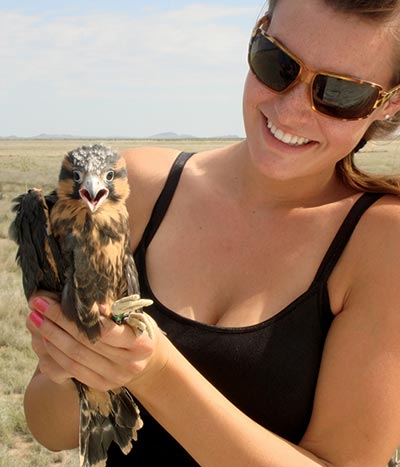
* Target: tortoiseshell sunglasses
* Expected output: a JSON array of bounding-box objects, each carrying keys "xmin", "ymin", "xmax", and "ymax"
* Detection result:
[{"xmin": 248, "ymin": 15, "xmax": 400, "ymax": 120}]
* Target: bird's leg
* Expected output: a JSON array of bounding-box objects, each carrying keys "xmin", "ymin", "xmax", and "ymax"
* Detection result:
[{"xmin": 111, "ymin": 295, "xmax": 157, "ymax": 339}]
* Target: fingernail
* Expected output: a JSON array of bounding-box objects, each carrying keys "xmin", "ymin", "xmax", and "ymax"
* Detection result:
[
  {"xmin": 32, "ymin": 297, "xmax": 49, "ymax": 313},
  {"xmin": 29, "ymin": 311, "xmax": 44, "ymax": 328}
]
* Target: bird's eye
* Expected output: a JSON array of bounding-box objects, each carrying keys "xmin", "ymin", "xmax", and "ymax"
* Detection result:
[
  {"xmin": 105, "ymin": 170, "xmax": 114, "ymax": 182},
  {"xmin": 73, "ymin": 170, "xmax": 82, "ymax": 183}
]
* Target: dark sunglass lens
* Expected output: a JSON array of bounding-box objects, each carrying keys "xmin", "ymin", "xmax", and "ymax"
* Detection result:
[
  {"xmin": 249, "ymin": 32, "xmax": 300, "ymax": 92},
  {"xmin": 313, "ymin": 75, "xmax": 379, "ymax": 119}
]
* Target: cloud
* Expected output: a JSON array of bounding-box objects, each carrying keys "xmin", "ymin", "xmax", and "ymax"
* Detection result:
[
  {"xmin": 0, "ymin": 3, "xmax": 260, "ymax": 136},
  {"xmin": 1, "ymin": 5, "xmax": 256, "ymax": 91}
]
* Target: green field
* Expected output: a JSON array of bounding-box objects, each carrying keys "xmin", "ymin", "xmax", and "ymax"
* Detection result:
[{"xmin": 1, "ymin": 138, "xmax": 399, "ymax": 466}]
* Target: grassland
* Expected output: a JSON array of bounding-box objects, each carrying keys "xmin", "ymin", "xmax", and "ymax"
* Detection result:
[{"xmin": 1, "ymin": 137, "xmax": 400, "ymax": 466}]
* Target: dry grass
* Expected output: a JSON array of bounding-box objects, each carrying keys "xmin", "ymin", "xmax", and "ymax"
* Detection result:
[{"xmin": 1, "ymin": 137, "xmax": 399, "ymax": 466}]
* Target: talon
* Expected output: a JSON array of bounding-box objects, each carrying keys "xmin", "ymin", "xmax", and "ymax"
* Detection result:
[
  {"xmin": 126, "ymin": 312, "xmax": 158, "ymax": 339},
  {"xmin": 111, "ymin": 294, "xmax": 156, "ymax": 338},
  {"xmin": 112, "ymin": 295, "xmax": 153, "ymax": 316}
]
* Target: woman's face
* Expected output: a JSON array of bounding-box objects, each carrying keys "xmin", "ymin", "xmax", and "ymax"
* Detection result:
[{"xmin": 242, "ymin": 0, "xmax": 400, "ymax": 183}]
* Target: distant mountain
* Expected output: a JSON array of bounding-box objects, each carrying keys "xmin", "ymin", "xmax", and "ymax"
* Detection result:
[
  {"xmin": 0, "ymin": 132, "xmax": 242, "ymax": 140},
  {"xmin": 0, "ymin": 133, "xmax": 120, "ymax": 140},
  {"xmin": 213, "ymin": 134, "xmax": 241, "ymax": 139},
  {"xmin": 147, "ymin": 132, "xmax": 241, "ymax": 140},
  {"xmin": 33, "ymin": 133, "xmax": 78, "ymax": 139},
  {"xmin": 0, "ymin": 134, "xmax": 86, "ymax": 140},
  {"xmin": 147, "ymin": 132, "xmax": 197, "ymax": 140}
]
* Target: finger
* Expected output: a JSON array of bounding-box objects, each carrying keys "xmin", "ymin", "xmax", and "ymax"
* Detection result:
[
  {"xmin": 28, "ymin": 309, "xmax": 108, "ymax": 369},
  {"xmin": 28, "ymin": 310, "xmax": 136, "ymax": 387},
  {"xmin": 27, "ymin": 317, "xmax": 73, "ymax": 384},
  {"xmin": 29, "ymin": 296, "xmax": 90, "ymax": 345},
  {"xmin": 43, "ymin": 341, "xmax": 114, "ymax": 391},
  {"xmin": 28, "ymin": 291, "xmax": 60, "ymax": 310},
  {"xmin": 29, "ymin": 294, "xmax": 154, "ymax": 351},
  {"xmin": 26, "ymin": 299, "xmax": 138, "ymax": 376},
  {"xmin": 28, "ymin": 296, "xmax": 154, "ymax": 378},
  {"xmin": 98, "ymin": 314, "xmax": 155, "ymax": 352},
  {"xmin": 37, "ymin": 352, "xmax": 74, "ymax": 385},
  {"xmin": 28, "ymin": 296, "xmax": 132, "ymax": 351}
]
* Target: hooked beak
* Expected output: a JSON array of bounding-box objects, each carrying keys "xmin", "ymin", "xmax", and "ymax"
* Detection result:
[{"xmin": 79, "ymin": 175, "xmax": 109, "ymax": 212}]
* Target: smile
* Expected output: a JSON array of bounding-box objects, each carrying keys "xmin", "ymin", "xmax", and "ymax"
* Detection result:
[{"xmin": 267, "ymin": 120, "xmax": 311, "ymax": 146}]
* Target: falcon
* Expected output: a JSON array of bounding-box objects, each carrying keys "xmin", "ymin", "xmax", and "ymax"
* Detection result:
[{"xmin": 9, "ymin": 144, "xmax": 155, "ymax": 467}]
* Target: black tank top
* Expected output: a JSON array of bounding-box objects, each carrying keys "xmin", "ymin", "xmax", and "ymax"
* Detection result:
[{"xmin": 107, "ymin": 152, "xmax": 383, "ymax": 466}]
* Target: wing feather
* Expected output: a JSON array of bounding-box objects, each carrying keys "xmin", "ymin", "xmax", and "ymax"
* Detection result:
[
  {"xmin": 60, "ymin": 237, "xmax": 103, "ymax": 341},
  {"xmin": 9, "ymin": 189, "xmax": 63, "ymax": 299},
  {"xmin": 124, "ymin": 238, "xmax": 140, "ymax": 297}
]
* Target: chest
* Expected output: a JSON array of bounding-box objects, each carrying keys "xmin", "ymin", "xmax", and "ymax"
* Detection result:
[
  {"xmin": 144, "ymin": 197, "xmax": 349, "ymax": 327},
  {"xmin": 144, "ymin": 279, "xmax": 332, "ymax": 444},
  {"xmin": 50, "ymin": 201, "xmax": 129, "ymax": 274}
]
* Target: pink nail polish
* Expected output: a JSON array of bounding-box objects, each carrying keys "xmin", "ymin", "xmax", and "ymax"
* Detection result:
[
  {"xmin": 32, "ymin": 297, "xmax": 49, "ymax": 313},
  {"xmin": 29, "ymin": 311, "xmax": 44, "ymax": 328}
]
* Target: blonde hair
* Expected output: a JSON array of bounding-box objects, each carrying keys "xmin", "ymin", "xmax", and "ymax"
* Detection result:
[{"xmin": 264, "ymin": 0, "xmax": 400, "ymax": 195}]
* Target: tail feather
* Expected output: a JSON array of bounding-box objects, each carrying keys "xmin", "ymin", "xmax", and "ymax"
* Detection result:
[
  {"xmin": 109, "ymin": 387, "xmax": 143, "ymax": 450},
  {"xmin": 74, "ymin": 380, "xmax": 142, "ymax": 467}
]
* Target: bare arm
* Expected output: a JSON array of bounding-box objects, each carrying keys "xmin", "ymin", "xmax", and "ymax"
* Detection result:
[{"xmin": 24, "ymin": 366, "xmax": 79, "ymax": 451}]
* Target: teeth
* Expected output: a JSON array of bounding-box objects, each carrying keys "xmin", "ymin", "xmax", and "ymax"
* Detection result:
[{"xmin": 267, "ymin": 120, "xmax": 310, "ymax": 146}]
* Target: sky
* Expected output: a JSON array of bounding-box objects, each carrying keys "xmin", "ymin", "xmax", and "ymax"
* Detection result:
[{"xmin": 0, "ymin": 1, "xmax": 266, "ymax": 138}]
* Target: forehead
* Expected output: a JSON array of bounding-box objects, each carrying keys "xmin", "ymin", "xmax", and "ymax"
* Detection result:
[
  {"xmin": 268, "ymin": 0, "xmax": 395, "ymax": 87},
  {"xmin": 67, "ymin": 145, "xmax": 119, "ymax": 174}
]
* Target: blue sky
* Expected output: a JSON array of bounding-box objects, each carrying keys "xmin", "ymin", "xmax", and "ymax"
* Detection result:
[{"xmin": 0, "ymin": 1, "xmax": 265, "ymax": 138}]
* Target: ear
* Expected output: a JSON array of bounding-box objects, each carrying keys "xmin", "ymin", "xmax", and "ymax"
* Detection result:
[{"xmin": 381, "ymin": 94, "xmax": 400, "ymax": 120}]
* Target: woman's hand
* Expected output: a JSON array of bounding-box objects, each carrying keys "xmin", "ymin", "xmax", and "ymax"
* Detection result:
[{"xmin": 26, "ymin": 293, "xmax": 167, "ymax": 392}]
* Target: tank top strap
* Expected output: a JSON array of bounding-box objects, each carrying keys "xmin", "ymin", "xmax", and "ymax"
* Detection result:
[
  {"xmin": 313, "ymin": 192, "xmax": 384, "ymax": 284},
  {"xmin": 141, "ymin": 151, "xmax": 195, "ymax": 248}
]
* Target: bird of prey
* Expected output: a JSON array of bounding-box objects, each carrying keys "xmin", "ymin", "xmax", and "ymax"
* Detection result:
[{"xmin": 9, "ymin": 144, "xmax": 155, "ymax": 467}]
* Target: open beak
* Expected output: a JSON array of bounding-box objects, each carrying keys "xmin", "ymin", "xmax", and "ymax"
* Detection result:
[{"xmin": 79, "ymin": 175, "xmax": 109, "ymax": 212}]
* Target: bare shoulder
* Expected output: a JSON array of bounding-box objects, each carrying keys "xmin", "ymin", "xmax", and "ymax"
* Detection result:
[
  {"xmin": 121, "ymin": 144, "xmax": 240, "ymax": 247},
  {"xmin": 121, "ymin": 146, "xmax": 183, "ymax": 247},
  {"xmin": 339, "ymin": 194, "xmax": 400, "ymax": 299},
  {"xmin": 122, "ymin": 146, "xmax": 182, "ymax": 187},
  {"xmin": 347, "ymin": 193, "xmax": 400, "ymax": 313},
  {"xmin": 359, "ymin": 193, "xmax": 400, "ymax": 226},
  {"xmin": 350, "ymin": 193, "xmax": 400, "ymax": 258}
]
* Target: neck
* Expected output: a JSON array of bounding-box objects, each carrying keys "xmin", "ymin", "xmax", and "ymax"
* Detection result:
[{"xmin": 229, "ymin": 141, "xmax": 354, "ymax": 210}]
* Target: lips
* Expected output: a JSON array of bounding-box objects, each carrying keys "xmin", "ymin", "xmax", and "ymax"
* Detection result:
[{"xmin": 266, "ymin": 119, "xmax": 312, "ymax": 146}]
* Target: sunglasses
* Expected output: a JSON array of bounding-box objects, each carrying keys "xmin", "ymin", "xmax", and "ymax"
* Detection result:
[{"xmin": 248, "ymin": 15, "xmax": 400, "ymax": 120}]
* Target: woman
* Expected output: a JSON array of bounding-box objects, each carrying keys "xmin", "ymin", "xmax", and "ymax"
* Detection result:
[{"xmin": 24, "ymin": 0, "xmax": 400, "ymax": 465}]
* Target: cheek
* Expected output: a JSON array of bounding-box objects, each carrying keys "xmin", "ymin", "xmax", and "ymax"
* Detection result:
[
  {"xmin": 242, "ymin": 72, "xmax": 275, "ymax": 129},
  {"xmin": 242, "ymin": 73, "xmax": 256, "ymax": 135},
  {"xmin": 323, "ymin": 119, "xmax": 374, "ymax": 156},
  {"xmin": 242, "ymin": 73, "xmax": 257, "ymax": 112},
  {"xmin": 243, "ymin": 72, "xmax": 275, "ymax": 107}
]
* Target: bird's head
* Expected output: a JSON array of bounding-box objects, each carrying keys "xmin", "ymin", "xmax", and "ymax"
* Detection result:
[{"xmin": 57, "ymin": 144, "xmax": 129, "ymax": 212}]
